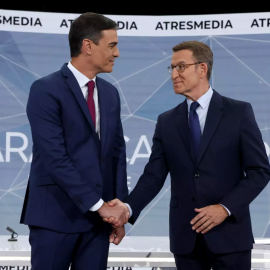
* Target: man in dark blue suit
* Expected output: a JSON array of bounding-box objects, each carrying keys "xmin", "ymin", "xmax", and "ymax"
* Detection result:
[
  {"xmin": 20, "ymin": 13, "xmax": 130, "ymax": 270},
  {"xmin": 106, "ymin": 41, "xmax": 270, "ymax": 269}
]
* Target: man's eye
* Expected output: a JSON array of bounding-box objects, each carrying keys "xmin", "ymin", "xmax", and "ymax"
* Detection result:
[{"xmin": 179, "ymin": 64, "xmax": 185, "ymax": 69}]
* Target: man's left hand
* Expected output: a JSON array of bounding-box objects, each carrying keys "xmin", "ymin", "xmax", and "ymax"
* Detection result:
[
  {"xmin": 190, "ymin": 205, "xmax": 229, "ymax": 234},
  {"xmin": 109, "ymin": 226, "xmax": 125, "ymax": 245}
]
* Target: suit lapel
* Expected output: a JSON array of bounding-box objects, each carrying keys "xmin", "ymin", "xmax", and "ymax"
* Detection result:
[
  {"xmin": 175, "ymin": 100, "xmax": 196, "ymax": 164},
  {"xmin": 61, "ymin": 64, "xmax": 99, "ymax": 141},
  {"xmin": 196, "ymin": 91, "xmax": 224, "ymax": 165},
  {"xmin": 96, "ymin": 77, "xmax": 107, "ymax": 156}
]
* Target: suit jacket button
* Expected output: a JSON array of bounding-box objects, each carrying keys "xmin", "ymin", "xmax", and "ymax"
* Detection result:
[
  {"xmin": 195, "ymin": 174, "xmax": 200, "ymax": 178},
  {"xmin": 100, "ymin": 159, "xmax": 104, "ymax": 164},
  {"xmin": 96, "ymin": 184, "xmax": 101, "ymax": 188},
  {"xmin": 192, "ymin": 197, "xmax": 196, "ymax": 202}
]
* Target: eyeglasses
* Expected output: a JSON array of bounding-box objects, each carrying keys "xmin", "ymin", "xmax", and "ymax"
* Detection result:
[{"xmin": 167, "ymin": 62, "xmax": 202, "ymax": 74}]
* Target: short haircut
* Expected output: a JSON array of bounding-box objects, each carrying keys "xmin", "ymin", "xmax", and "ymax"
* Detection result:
[
  {"xmin": 172, "ymin": 41, "xmax": 213, "ymax": 80},
  {"xmin": 69, "ymin": 12, "xmax": 118, "ymax": 57}
]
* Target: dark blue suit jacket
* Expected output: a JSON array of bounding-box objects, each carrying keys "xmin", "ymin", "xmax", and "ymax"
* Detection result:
[
  {"xmin": 125, "ymin": 90, "xmax": 270, "ymax": 254},
  {"xmin": 20, "ymin": 64, "xmax": 128, "ymax": 233}
]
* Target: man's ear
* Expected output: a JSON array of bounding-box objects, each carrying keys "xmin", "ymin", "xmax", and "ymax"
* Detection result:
[
  {"xmin": 200, "ymin": 63, "xmax": 208, "ymax": 79},
  {"xmin": 82, "ymin": 39, "xmax": 93, "ymax": 56}
]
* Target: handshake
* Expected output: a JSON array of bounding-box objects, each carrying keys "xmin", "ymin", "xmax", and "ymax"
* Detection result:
[{"xmin": 97, "ymin": 198, "xmax": 130, "ymax": 228}]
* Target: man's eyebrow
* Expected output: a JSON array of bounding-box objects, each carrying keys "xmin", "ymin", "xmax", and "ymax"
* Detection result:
[
  {"xmin": 108, "ymin": 42, "xmax": 118, "ymax": 46},
  {"xmin": 171, "ymin": 61, "xmax": 186, "ymax": 66}
]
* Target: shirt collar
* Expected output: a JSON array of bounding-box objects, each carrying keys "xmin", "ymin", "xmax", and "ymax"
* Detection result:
[
  {"xmin": 187, "ymin": 86, "xmax": 213, "ymax": 112},
  {"xmin": 67, "ymin": 61, "xmax": 96, "ymax": 88}
]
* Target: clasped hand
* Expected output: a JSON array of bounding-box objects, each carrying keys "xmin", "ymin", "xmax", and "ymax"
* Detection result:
[{"xmin": 97, "ymin": 199, "xmax": 129, "ymax": 228}]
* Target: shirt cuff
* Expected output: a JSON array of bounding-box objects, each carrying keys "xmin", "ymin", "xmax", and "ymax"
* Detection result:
[
  {"xmin": 220, "ymin": 204, "xmax": 231, "ymax": 216},
  {"xmin": 90, "ymin": 199, "xmax": 104, "ymax": 211},
  {"xmin": 125, "ymin": 203, "xmax": 132, "ymax": 218}
]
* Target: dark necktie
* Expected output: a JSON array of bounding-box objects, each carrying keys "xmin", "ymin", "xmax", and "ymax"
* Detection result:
[
  {"xmin": 87, "ymin": 80, "xmax": 96, "ymax": 128},
  {"xmin": 189, "ymin": 101, "xmax": 201, "ymax": 156}
]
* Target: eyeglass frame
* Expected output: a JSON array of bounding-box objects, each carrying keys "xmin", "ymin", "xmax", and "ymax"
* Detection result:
[{"xmin": 168, "ymin": 62, "xmax": 203, "ymax": 74}]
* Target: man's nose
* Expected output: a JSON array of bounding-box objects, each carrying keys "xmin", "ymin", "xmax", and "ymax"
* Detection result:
[
  {"xmin": 114, "ymin": 47, "xmax": 120, "ymax": 58},
  {"xmin": 171, "ymin": 67, "xmax": 179, "ymax": 80}
]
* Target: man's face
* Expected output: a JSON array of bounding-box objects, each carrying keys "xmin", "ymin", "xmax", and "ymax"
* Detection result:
[
  {"xmin": 90, "ymin": 29, "xmax": 119, "ymax": 73},
  {"xmin": 170, "ymin": 50, "xmax": 201, "ymax": 97}
]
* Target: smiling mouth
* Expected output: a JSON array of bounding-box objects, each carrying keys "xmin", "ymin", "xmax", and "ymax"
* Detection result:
[{"xmin": 174, "ymin": 81, "xmax": 183, "ymax": 85}]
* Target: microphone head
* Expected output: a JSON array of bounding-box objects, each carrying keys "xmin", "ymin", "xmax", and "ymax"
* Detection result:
[{"xmin": 6, "ymin": 227, "xmax": 15, "ymax": 233}]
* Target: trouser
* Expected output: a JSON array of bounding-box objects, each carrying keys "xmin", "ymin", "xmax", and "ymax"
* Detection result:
[
  {"xmin": 174, "ymin": 233, "xmax": 251, "ymax": 270},
  {"xmin": 29, "ymin": 222, "xmax": 111, "ymax": 270}
]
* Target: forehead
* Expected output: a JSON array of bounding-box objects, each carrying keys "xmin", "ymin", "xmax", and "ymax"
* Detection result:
[
  {"xmin": 171, "ymin": 49, "xmax": 194, "ymax": 64},
  {"xmin": 100, "ymin": 29, "xmax": 118, "ymax": 43}
]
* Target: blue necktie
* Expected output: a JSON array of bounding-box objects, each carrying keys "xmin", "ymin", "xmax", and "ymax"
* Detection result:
[{"xmin": 189, "ymin": 101, "xmax": 201, "ymax": 156}]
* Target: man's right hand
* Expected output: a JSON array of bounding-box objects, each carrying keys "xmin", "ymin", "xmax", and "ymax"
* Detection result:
[
  {"xmin": 97, "ymin": 201, "xmax": 129, "ymax": 227},
  {"xmin": 102, "ymin": 199, "xmax": 130, "ymax": 227}
]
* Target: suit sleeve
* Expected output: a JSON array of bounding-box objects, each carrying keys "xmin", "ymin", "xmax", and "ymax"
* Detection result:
[
  {"xmin": 124, "ymin": 115, "xmax": 169, "ymax": 224},
  {"xmin": 220, "ymin": 103, "xmax": 270, "ymax": 222},
  {"xmin": 112, "ymin": 89, "xmax": 128, "ymax": 201},
  {"xmin": 27, "ymin": 80, "xmax": 100, "ymax": 214}
]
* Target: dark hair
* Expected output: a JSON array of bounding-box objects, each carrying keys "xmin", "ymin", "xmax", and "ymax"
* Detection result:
[
  {"xmin": 69, "ymin": 12, "xmax": 118, "ymax": 57},
  {"xmin": 172, "ymin": 41, "xmax": 213, "ymax": 80}
]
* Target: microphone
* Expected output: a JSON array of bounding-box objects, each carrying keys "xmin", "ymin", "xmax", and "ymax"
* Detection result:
[
  {"xmin": 6, "ymin": 227, "xmax": 15, "ymax": 233},
  {"xmin": 6, "ymin": 227, "xmax": 18, "ymax": 241}
]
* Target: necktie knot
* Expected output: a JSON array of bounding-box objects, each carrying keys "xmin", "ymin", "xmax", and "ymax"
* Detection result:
[
  {"xmin": 190, "ymin": 101, "xmax": 200, "ymax": 112},
  {"xmin": 87, "ymin": 80, "xmax": 95, "ymax": 93}
]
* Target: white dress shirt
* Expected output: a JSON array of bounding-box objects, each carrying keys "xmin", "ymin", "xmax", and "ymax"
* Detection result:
[
  {"xmin": 67, "ymin": 61, "xmax": 103, "ymax": 211},
  {"xmin": 67, "ymin": 62, "xmax": 132, "ymax": 216},
  {"xmin": 186, "ymin": 86, "xmax": 231, "ymax": 216},
  {"xmin": 67, "ymin": 62, "xmax": 100, "ymax": 137}
]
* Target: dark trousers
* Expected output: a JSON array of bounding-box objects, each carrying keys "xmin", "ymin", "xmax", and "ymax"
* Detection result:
[
  {"xmin": 29, "ymin": 223, "xmax": 111, "ymax": 270},
  {"xmin": 174, "ymin": 234, "xmax": 251, "ymax": 270}
]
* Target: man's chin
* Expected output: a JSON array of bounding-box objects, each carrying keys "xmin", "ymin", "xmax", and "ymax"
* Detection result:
[
  {"xmin": 105, "ymin": 66, "xmax": 113, "ymax": 73},
  {"xmin": 99, "ymin": 67, "xmax": 113, "ymax": 73},
  {"xmin": 173, "ymin": 87, "xmax": 185, "ymax": 95}
]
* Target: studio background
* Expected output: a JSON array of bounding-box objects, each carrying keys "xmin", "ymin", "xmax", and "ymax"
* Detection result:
[{"xmin": 0, "ymin": 10, "xmax": 270, "ymax": 239}]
